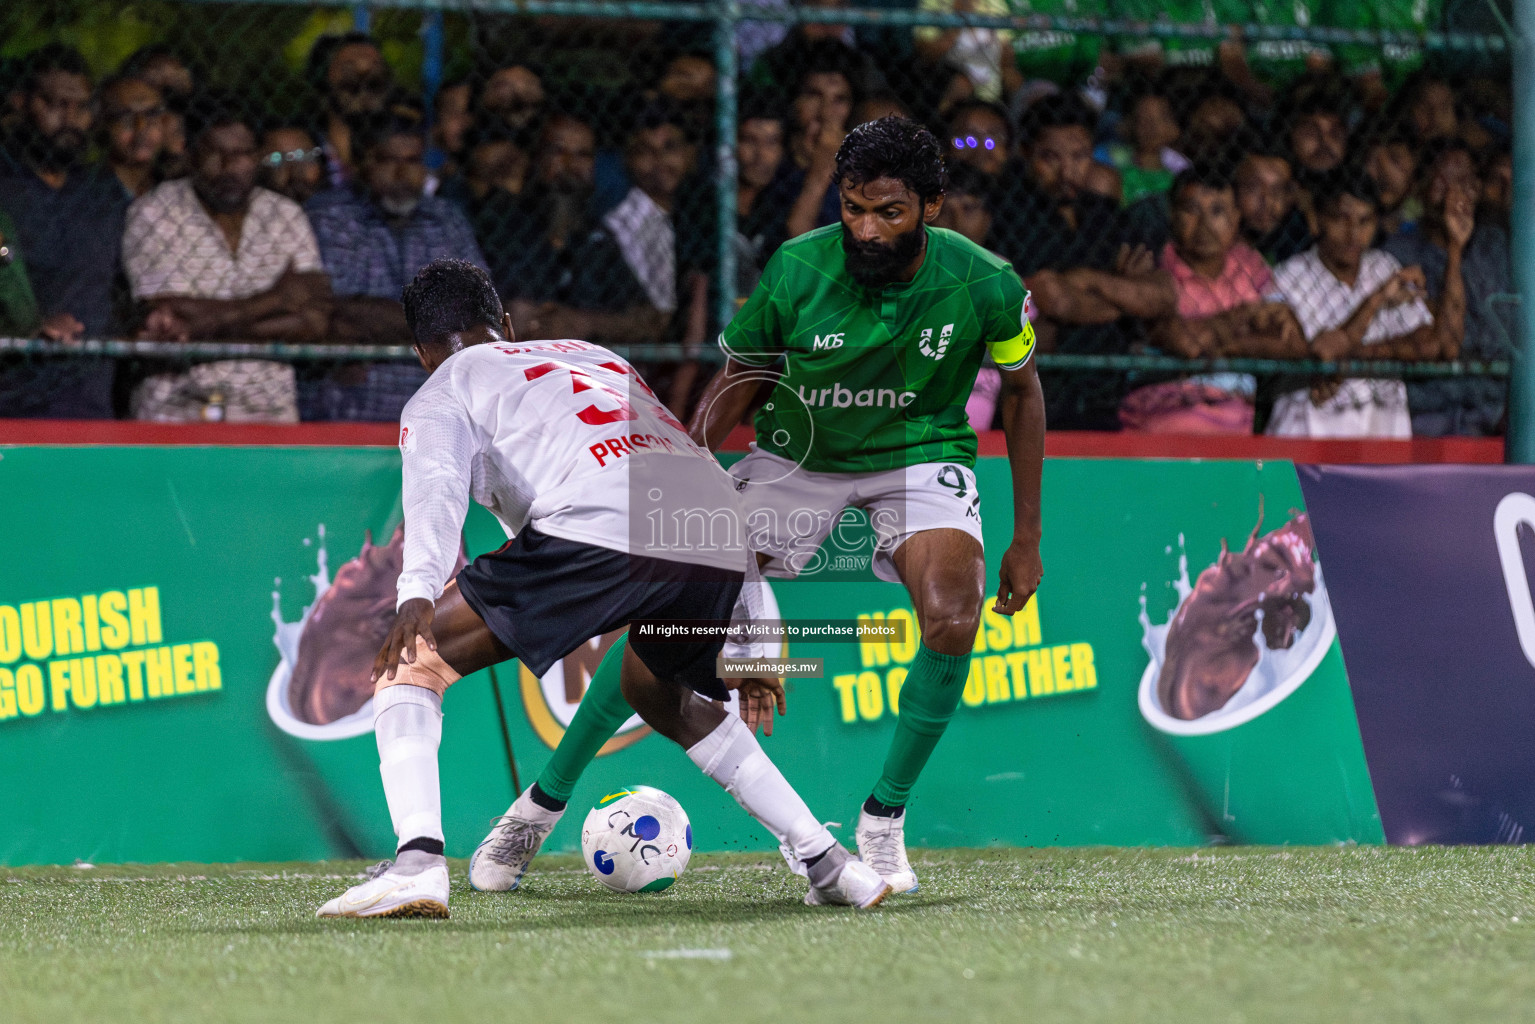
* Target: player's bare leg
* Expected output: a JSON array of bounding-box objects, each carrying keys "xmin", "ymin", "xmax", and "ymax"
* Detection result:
[
  {"xmin": 413, "ymin": 582, "xmax": 516, "ymax": 671},
  {"xmin": 856, "ymin": 528, "xmax": 986, "ymax": 894},
  {"xmin": 480, "ymin": 558, "xmax": 786, "ymax": 890},
  {"xmin": 619, "ymin": 645, "xmax": 890, "ymax": 908},
  {"xmin": 318, "ymin": 582, "xmax": 510, "ymax": 918}
]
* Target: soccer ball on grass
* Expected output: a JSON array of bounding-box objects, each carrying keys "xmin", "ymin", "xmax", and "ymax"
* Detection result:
[{"xmin": 581, "ymin": 785, "xmax": 692, "ymax": 893}]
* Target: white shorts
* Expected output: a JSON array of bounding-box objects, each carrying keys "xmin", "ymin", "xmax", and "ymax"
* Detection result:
[{"xmin": 729, "ymin": 447, "xmax": 984, "ymax": 583}]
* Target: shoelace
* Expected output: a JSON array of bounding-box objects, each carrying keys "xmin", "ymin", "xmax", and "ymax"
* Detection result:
[
  {"xmin": 861, "ymin": 824, "xmax": 906, "ymax": 876},
  {"xmin": 485, "ymin": 816, "xmax": 547, "ymax": 865},
  {"xmin": 363, "ymin": 860, "xmax": 394, "ymax": 881}
]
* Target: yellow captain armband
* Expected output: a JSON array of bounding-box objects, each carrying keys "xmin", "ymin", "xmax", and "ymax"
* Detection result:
[{"xmin": 986, "ymin": 319, "xmax": 1036, "ymax": 370}]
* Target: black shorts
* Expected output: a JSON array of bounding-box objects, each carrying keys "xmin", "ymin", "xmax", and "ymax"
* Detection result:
[{"xmin": 456, "ymin": 526, "xmax": 743, "ymax": 701}]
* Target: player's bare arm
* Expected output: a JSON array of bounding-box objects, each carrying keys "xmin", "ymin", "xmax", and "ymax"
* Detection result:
[
  {"xmin": 689, "ymin": 356, "xmax": 771, "ymax": 452},
  {"xmin": 689, "ymin": 349, "xmax": 788, "ymax": 722},
  {"xmin": 995, "ymin": 358, "xmax": 1045, "ymax": 615},
  {"xmin": 371, "ymin": 302, "xmax": 513, "ymax": 686}
]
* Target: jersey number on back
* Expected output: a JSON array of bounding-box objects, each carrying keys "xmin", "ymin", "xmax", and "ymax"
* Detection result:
[
  {"xmin": 523, "ymin": 360, "xmax": 641, "ymax": 426},
  {"xmin": 523, "ymin": 360, "xmax": 690, "ymax": 433}
]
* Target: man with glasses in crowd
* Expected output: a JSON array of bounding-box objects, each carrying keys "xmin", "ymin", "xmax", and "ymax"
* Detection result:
[{"xmin": 257, "ymin": 123, "xmax": 326, "ymax": 206}]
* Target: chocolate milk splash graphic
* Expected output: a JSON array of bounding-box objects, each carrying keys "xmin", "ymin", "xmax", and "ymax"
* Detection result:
[
  {"xmin": 1138, "ymin": 505, "xmax": 1337, "ymax": 735},
  {"xmin": 267, "ymin": 524, "xmax": 466, "ymax": 739},
  {"xmin": 1157, "ymin": 509, "xmax": 1316, "ymax": 720}
]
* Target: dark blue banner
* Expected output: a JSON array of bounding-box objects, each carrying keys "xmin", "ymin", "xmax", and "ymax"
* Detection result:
[{"xmin": 1299, "ymin": 465, "xmax": 1535, "ymax": 845}]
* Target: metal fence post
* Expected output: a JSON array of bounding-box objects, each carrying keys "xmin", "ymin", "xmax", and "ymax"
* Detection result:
[
  {"xmin": 1510, "ymin": 0, "xmax": 1535, "ymax": 462},
  {"xmin": 422, "ymin": 9, "xmax": 444, "ymax": 117},
  {"xmin": 713, "ymin": 0, "xmax": 740, "ymax": 342}
]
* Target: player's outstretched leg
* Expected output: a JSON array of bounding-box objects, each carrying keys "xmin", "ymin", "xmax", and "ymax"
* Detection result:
[
  {"xmin": 619, "ymin": 644, "xmax": 891, "ymax": 909},
  {"xmin": 858, "ymin": 529, "xmax": 985, "ymax": 895},
  {"xmin": 472, "ymin": 561, "xmax": 779, "ymax": 891},
  {"xmin": 470, "ymin": 634, "xmax": 635, "ymax": 891},
  {"xmin": 318, "ymin": 583, "xmax": 510, "ymax": 919}
]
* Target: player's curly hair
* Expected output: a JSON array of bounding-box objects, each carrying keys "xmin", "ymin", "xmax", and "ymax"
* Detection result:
[
  {"xmin": 834, "ymin": 116, "xmax": 948, "ymax": 203},
  {"xmin": 401, "ymin": 258, "xmax": 505, "ymax": 348}
]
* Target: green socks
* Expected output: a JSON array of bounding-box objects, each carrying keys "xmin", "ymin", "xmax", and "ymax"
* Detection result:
[
  {"xmin": 871, "ymin": 642, "xmax": 970, "ymax": 809},
  {"xmin": 533, "ymin": 633, "xmax": 968, "ymax": 812},
  {"xmin": 532, "ymin": 633, "xmax": 634, "ymax": 805}
]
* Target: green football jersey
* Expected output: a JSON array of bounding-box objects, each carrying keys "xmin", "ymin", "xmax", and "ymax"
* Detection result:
[
  {"xmin": 1318, "ymin": 0, "xmax": 1438, "ymax": 85},
  {"xmin": 1247, "ymin": 0, "xmax": 1330, "ymax": 86},
  {"xmin": 1010, "ymin": 0, "xmax": 1106, "ymax": 85},
  {"xmin": 1111, "ymin": 0, "xmax": 1246, "ymax": 68},
  {"xmin": 719, "ymin": 225, "xmax": 1034, "ymax": 474}
]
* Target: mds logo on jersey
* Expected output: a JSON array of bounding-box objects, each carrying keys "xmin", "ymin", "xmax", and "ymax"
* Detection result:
[
  {"xmin": 813, "ymin": 333, "xmax": 845, "ymax": 350},
  {"xmin": 919, "ymin": 324, "xmax": 954, "ymax": 360}
]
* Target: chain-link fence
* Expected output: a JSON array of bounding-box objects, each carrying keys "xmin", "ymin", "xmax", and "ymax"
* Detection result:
[{"xmin": 0, "ymin": 0, "xmax": 1514, "ymax": 435}]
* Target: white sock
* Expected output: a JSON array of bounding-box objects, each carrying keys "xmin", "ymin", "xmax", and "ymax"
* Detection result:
[
  {"xmin": 686, "ymin": 709, "xmax": 833, "ymax": 862},
  {"xmin": 374, "ymin": 684, "xmax": 444, "ymax": 849}
]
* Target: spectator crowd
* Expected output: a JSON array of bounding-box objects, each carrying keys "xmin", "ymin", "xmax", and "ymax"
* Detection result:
[{"xmin": 0, "ymin": 1, "xmax": 1515, "ymax": 437}]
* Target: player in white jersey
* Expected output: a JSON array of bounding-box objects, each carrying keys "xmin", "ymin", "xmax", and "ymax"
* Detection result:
[{"xmin": 316, "ymin": 259, "xmax": 889, "ymax": 919}]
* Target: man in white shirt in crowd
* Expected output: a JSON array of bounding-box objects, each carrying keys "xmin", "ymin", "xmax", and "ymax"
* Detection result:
[
  {"xmin": 315, "ymin": 259, "xmax": 889, "ymax": 919},
  {"xmin": 124, "ymin": 95, "xmax": 331, "ymax": 422},
  {"xmin": 1267, "ymin": 169, "xmax": 1467, "ymax": 438}
]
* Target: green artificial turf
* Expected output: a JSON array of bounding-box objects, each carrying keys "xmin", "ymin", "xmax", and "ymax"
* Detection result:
[{"xmin": 4, "ymin": 846, "xmax": 1535, "ymax": 1023}]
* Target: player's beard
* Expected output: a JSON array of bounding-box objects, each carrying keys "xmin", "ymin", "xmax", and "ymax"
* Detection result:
[
  {"xmin": 842, "ymin": 222, "xmax": 925, "ymax": 289},
  {"xmin": 22, "ymin": 123, "xmax": 86, "ymax": 172},
  {"xmin": 193, "ymin": 173, "xmax": 253, "ymax": 216}
]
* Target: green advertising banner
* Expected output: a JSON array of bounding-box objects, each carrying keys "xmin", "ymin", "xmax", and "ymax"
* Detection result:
[{"xmin": 0, "ymin": 448, "xmax": 1383, "ymax": 866}]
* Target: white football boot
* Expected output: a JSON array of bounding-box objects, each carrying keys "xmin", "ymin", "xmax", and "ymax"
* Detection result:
[
  {"xmin": 468, "ymin": 788, "xmax": 563, "ymax": 891},
  {"xmin": 856, "ymin": 809, "xmax": 919, "ymax": 894},
  {"xmin": 802, "ymin": 845, "xmax": 892, "ymax": 908},
  {"xmin": 316, "ymin": 861, "xmax": 449, "ymax": 919}
]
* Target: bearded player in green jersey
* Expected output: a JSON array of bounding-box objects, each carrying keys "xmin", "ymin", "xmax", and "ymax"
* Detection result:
[
  {"xmin": 463, "ymin": 117, "xmax": 1044, "ymax": 899},
  {"xmin": 689, "ymin": 117, "xmax": 1046, "ymax": 894}
]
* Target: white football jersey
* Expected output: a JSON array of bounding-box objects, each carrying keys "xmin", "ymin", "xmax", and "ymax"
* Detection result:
[{"xmin": 395, "ymin": 338, "xmax": 748, "ymax": 609}]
